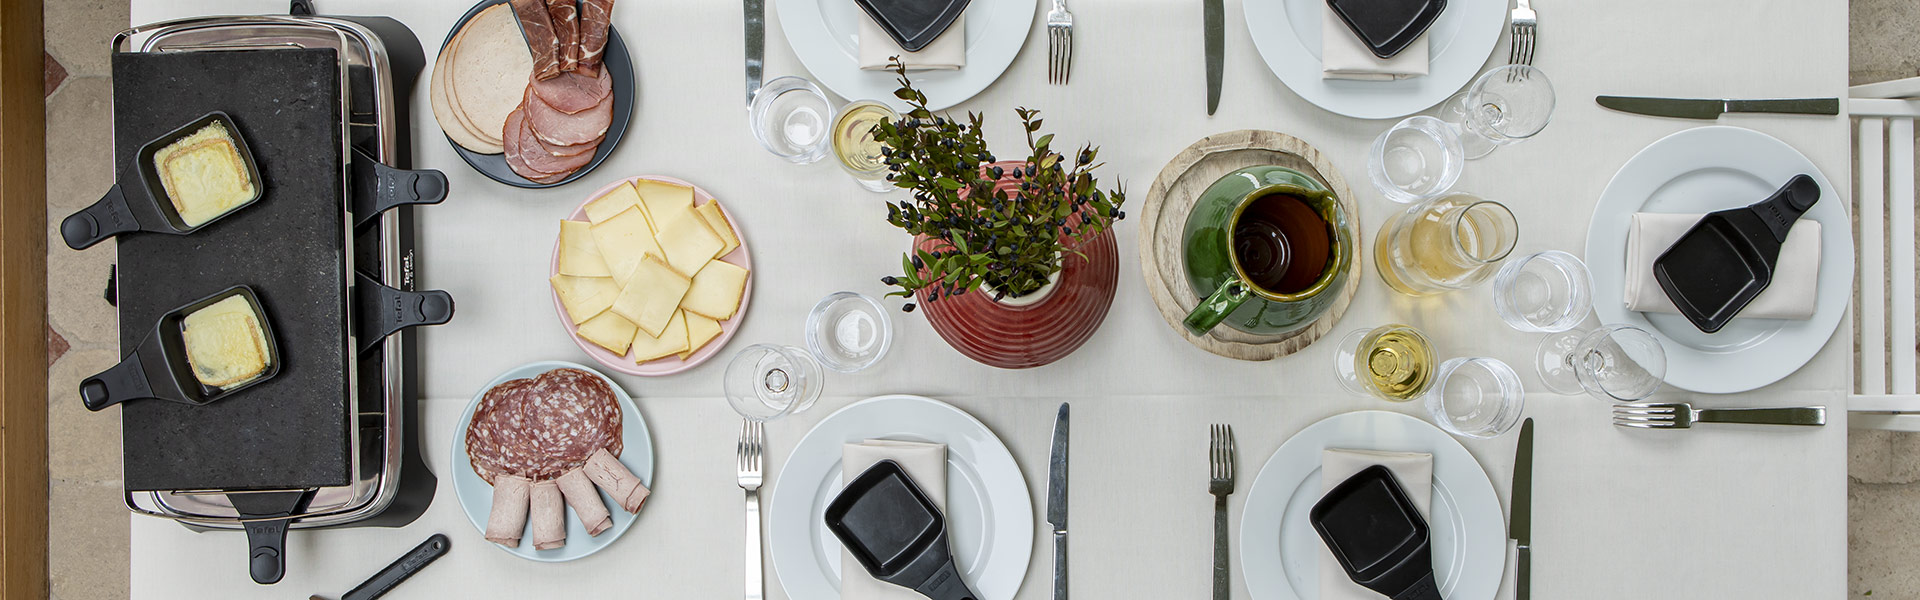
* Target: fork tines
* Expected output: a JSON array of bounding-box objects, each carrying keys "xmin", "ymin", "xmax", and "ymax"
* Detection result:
[
  {"xmin": 1507, "ymin": 23, "xmax": 1535, "ymax": 67},
  {"xmin": 1209, "ymin": 424, "xmax": 1236, "ymax": 487},
  {"xmin": 1048, "ymin": 25, "xmax": 1073, "ymax": 85},
  {"xmin": 737, "ymin": 420, "xmax": 764, "ymax": 483},
  {"xmin": 1612, "ymin": 403, "xmax": 1678, "ymax": 428}
]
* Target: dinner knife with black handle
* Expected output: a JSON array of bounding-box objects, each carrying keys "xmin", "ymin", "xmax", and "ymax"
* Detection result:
[
  {"xmin": 1512, "ymin": 418, "xmax": 1533, "ymax": 600},
  {"xmin": 1596, "ymin": 96, "xmax": 1839, "ymax": 120},
  {"xmin": 1048, "ymin": 402, "xmax": 1069, "ymax": 600}
]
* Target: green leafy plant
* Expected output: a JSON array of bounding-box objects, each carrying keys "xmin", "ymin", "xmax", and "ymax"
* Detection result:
[{"xmin": 874, "ymin": 59, "xmax": 1127, "ymax": 313}]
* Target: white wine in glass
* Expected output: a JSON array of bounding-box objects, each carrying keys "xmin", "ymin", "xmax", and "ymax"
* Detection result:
[
  {"xmin": 1374, "ymin": 193, "xmax": 1518, "ymax": 296},
  {"xmin": 831, "ymin": 100, "xmax": 898, "ymax": 193}
]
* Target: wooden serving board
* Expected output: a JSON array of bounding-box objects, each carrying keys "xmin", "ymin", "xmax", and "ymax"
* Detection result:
[{"xmin": 1137, "ymin": 130, "xmax": 1362, "ymax": 361}]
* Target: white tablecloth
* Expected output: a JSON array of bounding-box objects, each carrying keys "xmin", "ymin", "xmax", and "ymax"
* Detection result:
[{"xmin": 129, "ymin": 0, "xmax": 1850, "ymax": 598}]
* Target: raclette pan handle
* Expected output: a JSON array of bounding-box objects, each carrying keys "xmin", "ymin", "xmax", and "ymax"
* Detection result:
[
  {"xmin": 354, "ymin": 272, "xmax": 455, "ymax": 353},
  {"xmin": 231, "ymin": 490, "xmax": 309, "ymax": 586},
  {"xmin": 62, "ymin": 183, "xmax": 144, "ymax": 250},
  {"xmin": 1751, "ymin": 174, "xmax": 1820, "ymax": 244},
  {"xmin": 1391, "ymin": 572, "xmax": 1444, "ymax": 600},
  {"xmin": 79, "ymin": 350, "xmax": 156, "ymax": 411},
  {"xmin": 915, "ymin": 561, "xmax": 982, "ymax": 600},
  {"xmin": 351, "ymin": 147, "xmax": 447, "ymax": 229}
]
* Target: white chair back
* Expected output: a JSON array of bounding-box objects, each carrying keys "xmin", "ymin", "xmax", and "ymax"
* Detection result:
[{"xmin": 1850, "ymin": 79, "xmax": 1920, "ymax": 430}]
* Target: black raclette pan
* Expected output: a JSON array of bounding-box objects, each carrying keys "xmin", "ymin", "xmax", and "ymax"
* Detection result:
[
  {"xmin": 1653, "ymin": 174, "xmax": 1820, "ymax": 334},
  {"xmin": 826, "ymin": 460, "xmax": 982, "ymax": 600},
  {"xmin": 1311, "ymin": 465, "xmax": 1444, "ymax": 600},
  {"xmin": 81, "ymin": 285, "xmax": 280, "ymax": 412},
  {"xmin": 1326, "ymin": 0, "xmax": 1447, "ymax": 59},
  {"xmin": 63, "ymin": 111, "xmax": 264, "ymax": 250}
]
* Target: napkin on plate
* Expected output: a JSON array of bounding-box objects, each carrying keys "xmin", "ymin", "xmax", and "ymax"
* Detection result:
[
  {"xmin": 1319, "ymin": 449, "xmax": 1433, "ymax": 600},
  {"xmin": 1623, "ymin": 212, "xmax": 1821, "ymax": 320},
  {"xmin": 1321, "ymin": 8, "xmax": 1429, "ymax": 80},
  {"xmin": 859, "ymin": 10, "xmax": 966, "ymax": 71},
  {"xmin": 842, "ymin": 439, "xmax": 948, "ymax": 600}
]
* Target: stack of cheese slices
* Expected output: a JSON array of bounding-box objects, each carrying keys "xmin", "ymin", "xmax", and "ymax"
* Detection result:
[{"xmin": 552, "ymin": 179, "xmax": 748, "ymax": 364}]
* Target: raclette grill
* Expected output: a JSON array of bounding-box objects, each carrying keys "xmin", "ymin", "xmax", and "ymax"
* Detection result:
[{"xmin": 105, "ymin": 6, "xmax": 448, "ymax": 584}]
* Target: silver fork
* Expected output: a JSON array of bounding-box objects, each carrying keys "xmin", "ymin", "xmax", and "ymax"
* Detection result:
[
  {"xmin": 738, "ymin": 420, "xmax": 766, "ymax": 600},
  {"xmin": 1047, "ymin": 0, "xmax": 1074, "ymax": 85},
  {"xmin": 1613, "ymin": 402, "xmax": 1826, "ymax": 429},
  {"xmin": 1507, "ymin": 0, "xmax": 1536, "ymax": 67},
  {"xmin": 1208, "ymin": 424, "xmax": 1236, "ymax": 600}
]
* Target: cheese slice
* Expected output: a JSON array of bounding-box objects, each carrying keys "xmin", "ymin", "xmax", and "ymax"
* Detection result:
[
  {"xmin": 589, "ymin": 207, "xmax": 663, "ymax": 287},
  {"xmin": 681, "ymin": 259, "xmax": 749, "ymax": 320},
  {"xmin": 584, "ymin": 182, "xmax": 642, "ymax": 224},
  {"xmin": 631, "ymin": 310, "xmax": 690, "ymax": 363},
  {"xmin": 180, "ymin": 295, "xmax": 271, "ymax": 388},
  {"xmin": 634, "ymin": 180, "xmax": 694, "ymax": 229},
  {"xmin": 610, "ymin": 255, "xmax": 693, "ymax": 336},
  {"xmin": 655, "ymin": 205, "xmax": 726, "ymax": 276},
  {"xmin": 550, "ymin": 275, "xmax": 620, "ymax": 325},
  {"xmin": 575, "ymin": 311, "xmax": 638, "ymax": 355},
  {"xmin": 681, "ymin": 311, "xmax": 724, "ymax": 359},
  {"xmin": 696, "ymin": 200, "xmax": 740, "ymax": 257},
  {"xmin": 557, "ymin": 220, "xmax": 611, "ymax": 277}
]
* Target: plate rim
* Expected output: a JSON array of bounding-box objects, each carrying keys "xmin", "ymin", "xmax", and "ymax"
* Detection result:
[
  {"xmin": 767, "ymin": 394, "xmax": 1034, "ymax": 600},
  {"xmin": 1583, "ymin": 125, "xmax": 1852, "ymax": 394},
  {"xmin": 1241, "ymin": 0, "xmax": 1507, "ymax": 119},
  {"xmin": 1237, "ymin": 410, "xmax": 1504, "ymax": 600},
  {"xmin": 772, "ymin": 0, "xmax": 1035, "ymax": 111},
  {"xmin": 448, "ymin": 360, "xmax": 656, "ymax": 562},
  {"xmin": 546, "ymin": 175, "xmax": 755, "ymax": 376}
]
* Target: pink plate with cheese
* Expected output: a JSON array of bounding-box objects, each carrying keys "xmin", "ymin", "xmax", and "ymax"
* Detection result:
[{"xmin": 549, "ymin": 175, "xmax": 753, "ymax": 376}]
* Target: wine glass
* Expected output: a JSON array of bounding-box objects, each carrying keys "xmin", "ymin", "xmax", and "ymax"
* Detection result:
[
  {"xmin": 1439, "ymin": 65, "xmax": 1555, "ymax": 159},
  {"xmin": 1367, "ymin": 116, "xmax": 1465, "ymax": 204},
  {"xmin": 1423, "ymin": 357, "xmax": 1526, "ymax": 438},
  {"xmin": 1536, "ymin": 324, "xmax": 1667, "ymax": 402},
  {"xmin": 831, "ymin": 100, "xmax": 900, "ymax": 193},
  {"xmin": 724, "ymin": 344, "xmax": 825, "ymax": 421},
  {"xmin": 1493, "ymin": 251, "xmax": 1592, "ymax": 333},
  {"xmin": 1333, "ymin": 324, "xmax": 1435, "ymax": 402},
  {"xmin": 749, "ymin": 76, "xmax": 832, "ymax": 164},
  {"xmin": 805, "ymin": 292, "xmax": 894, "ymax": 372}
]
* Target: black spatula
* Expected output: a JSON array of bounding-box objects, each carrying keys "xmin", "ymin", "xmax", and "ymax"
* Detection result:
[
  {"xmin": 1653, "ymin": 174, "xmax": 1821, "ymax": 333},
  {"xmin": 825, "ymin": 460, "xmax": 980, "ymax": 600}
]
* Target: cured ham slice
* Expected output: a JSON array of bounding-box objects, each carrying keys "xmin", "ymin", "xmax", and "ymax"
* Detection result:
[
  {"xmin": 509, "ymin": 0, "xmax": 561, "ymax": 81},
  {"xmin": 530, "ymin": 479, "xmax": 566, "ymax": 550},
  {"xmin": 484, "ymin": 474, "xmax": 532, "ymax": 546},
  {"xmin": 537, "ymin": 132, "xmax": 600, "ymax": 158},
  {"xmin": 579, "ymin": 0, "xmax": 615, "ymax": 71},
  {"xmin": 547, "ymin": 0, "xmax": 581, "ymax": 73},
  {"xmin": 583, "ymin": 447, "xmax": 650, "ymax": 513},
  {"xmin": 557, "ymin": 468, "xmax": 613, "ymax": 536},
  {"xmin": 526, "ymin": 88, "xmax": 612, "ymax": 147},
  {"xmin": 530, "ymin": 67, "xmax": 612, "ymax": 114}
]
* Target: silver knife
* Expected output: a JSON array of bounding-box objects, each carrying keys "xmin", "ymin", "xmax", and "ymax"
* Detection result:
[
  {"xmin": 744, "ymin": 0, "xmax": 765, "ymax": 105},
  {"xmin": 1512, "ymin": 418, "xmax": 1533, "ymax": 600},
  {"xmin": 1204, "ymin": 0, "xmax": 1223, "ymax": 115},
  {"xmin": 1047, "ymin": 402, "xmax": 1070, "ymax": 600},
  {"xmin": 1596, "ymin": 95, "xmax": 1839, "ymax": 120}
]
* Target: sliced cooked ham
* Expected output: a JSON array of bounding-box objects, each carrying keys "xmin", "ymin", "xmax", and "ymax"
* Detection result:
[
  {"xmin": 546, "ymin": 0, "xmax": 580, "ymax": 73},
  {"xmin": 509, "ymin": 0, "xmax": 561, "ymax": 80},
  {"xmin": 525, "ymin": 87, "xmax": 612, "ymax": 147},
  {"xmin": 537, "ymin": 130, "xmax": 600, "ymax": 157},
  {"xmin": 506, "ymin": 99, "xmax": 597, "ymax": 182},
  {"xmin": 579, "ymin": 0, "xmax": 614, "ymax": 71},
  {"xmin": 530, "ymin": 67, "xmax": 611, "ymax": 114}
]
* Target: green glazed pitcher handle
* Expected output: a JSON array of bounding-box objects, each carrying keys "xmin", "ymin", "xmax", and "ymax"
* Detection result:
[{"xmin": 1184, "ymin": 279, "xmax": 1253, "ymax": 336}]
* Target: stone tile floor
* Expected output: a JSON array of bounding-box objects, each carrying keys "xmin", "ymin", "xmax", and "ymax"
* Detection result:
[{"xmin": 37, "ymin": 0, "xmax": 1920, "ymax": 598}]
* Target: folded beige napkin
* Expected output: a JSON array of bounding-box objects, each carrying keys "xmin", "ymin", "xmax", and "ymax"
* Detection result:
[
  {"xmin": 842, "ymin": 439, "xmax": 948, "ymax": 600},
  {"xmin": 1321, "ymin": 8, "xmax": 1428, "ymax": 80},
  {"xmin": 1320, "ymin": 449, "xmax": 1433, "ymax": 600},
  {"xmin": 859, "ymin": 11, "xmax": 966, "ymax": 71},
  {"xmin": 1624, "ymin": 213, "xmax": 1821, "ymax": 320}
]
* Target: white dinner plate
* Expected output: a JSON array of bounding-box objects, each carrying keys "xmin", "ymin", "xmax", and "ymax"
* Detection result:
[
  {"xmin": 450, "ymin": 361, "xmax": 655, "ymax": 562},
  {"xmin": 773, "ymin": 0, "xmax": 1033, "ymax": 110},
  {"xmin": 1242, "ymin": 0, "xmax": 1507, "ymax": 119},
  {"xmin": 1585, "ymin": 126, "xmax": 1851, "ymax": 394},
  {"xmin": 769, "ymin": 395, "xmax": 1033, "ymax": 600},
  {"xmin": 1240, "ymin": 411, "xmax": 1504, "ymax": 600}
]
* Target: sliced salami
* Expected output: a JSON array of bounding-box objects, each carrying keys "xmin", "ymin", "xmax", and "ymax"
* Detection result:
[{"xmin": 465, "ymin": 368, "xmax": 624, "ymax": 484}]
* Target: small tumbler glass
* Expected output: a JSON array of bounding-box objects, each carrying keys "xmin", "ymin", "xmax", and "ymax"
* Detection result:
[
  {"xmin": 805, "ymin": 292, "xmax": 893, "ymax": 372},
  {"xmin": 1333, "ymin": 324, "xmax": 1436, "ymax": 402},
  {"xmin": 724, "ymin": 344, "xmax": 825, "ymax": 421},
  {"xmin": 831, "ymin": 100, "xmax": 900, "ymax": 193},
  {"xmin": 1423, "ymin": 357, "xmax": 1526, "ymax": 438},
  {"xmin": 1368, "ymin": 116, "xmax": 1465, "ymax": 204},
  {"xmin": 749, "ymin": 76, "xmax": 832, "ymax": 164},
  {"xmin": 1493, "ymin": 251, "xmax": 1593, "ymax": 333}
]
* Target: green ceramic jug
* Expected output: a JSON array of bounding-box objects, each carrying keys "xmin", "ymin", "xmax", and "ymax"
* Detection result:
[{"xmin": 1181, "ymin": 165, "xmax": 1353, "ymax": 336}]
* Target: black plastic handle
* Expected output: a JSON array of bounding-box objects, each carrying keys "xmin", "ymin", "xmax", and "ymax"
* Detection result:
[
  {"xmin": 914, "ymin": 561, "xmax": 981, "ymax": 600},
  {"xmin": 354, "ymin": 272, "xmax": 455, "ymax": 353},
  {"xmin": 1391, "ymin": 573, "xmax": 1444, "ymax": 600},
  {"xmin": 342, "ymin": 533, "xmax": 450, "ymax": 600},
  {"xmin": 1751, "ymin": 174, "xmax": 1820, "ymax": 243},
  {"xmin": 230, "ymin": 490, "xmax": 308, "ymax": 586},
  {"xmin": 62, "ymin": 183, "xmax": 143, "ymax": 250},
  {"xmin": 351, "ymin": 147, "xmax": 447, "ymax": 229},
  {"xmin": 79, "ymin": 351, "xmax": 155, "ymax": 411}
]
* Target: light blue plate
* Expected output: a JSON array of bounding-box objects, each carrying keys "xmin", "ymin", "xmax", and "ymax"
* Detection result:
[{"xmin": 451, "ymin": 360, "xmax": 654, "ymax": 562}]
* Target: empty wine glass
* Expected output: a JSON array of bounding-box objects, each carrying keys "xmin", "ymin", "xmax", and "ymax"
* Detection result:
[
  {"xmin": 1423, "ymin": 357, "xmax": 1526, "ymax": 438},
  {"xmin": 805, "ymin": 292, "xmax": 893, "ymax": 372},
  {"xmin": 1368, "ymin": 116, "xmax": 1465, "ymax": 204},
  {"xmin": 1440, "ymin": 65, "xmax": 1555, "ymax": 159},
  {"xmin": 749, "ymin": 76, "xmax": 832, "ymax": 164},
  {"xmin": 1333, "ymin": 324, "xmax": 1436, "ymax": 402},
  {"xmin": 1493, "ymin": 251, "xmax": 1593, "ymax": 333},
  {"xmin": 725, "ymin": 344, "xmax": 825, "ymax": 421},
  {"xmin": 1536, "ymin": 324, "xmax": 1667, "ymax": 402}
]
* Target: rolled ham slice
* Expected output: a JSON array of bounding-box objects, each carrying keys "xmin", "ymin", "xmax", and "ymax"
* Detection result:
[
  {"xmin": 530, "ymin": 67, "xmax": 611, "ymax": 114},
  {"xmin": 530, "ymin": 479, "xmax": 566, "ymax": 550},
  {"xmin": 547, "ymin": 0, "xmax": 580, "ymax": 73},
  {"xmin": 509, "ymin": 0, "xmax": 562, "ymax": 81},
  {"xmin": 583, "ymin": 447, "xmax": 649, "ymax": 513},
  {"xmin": 579, "ymin": 0, "xmax": 614, "ymax": 71},
  {"xmin": 557, "ymin": 468, "xmax": 613, "ymax": 536},
  {"xmin": 484, "ymin": 474, "xmax": 532, "ymax": 546}
]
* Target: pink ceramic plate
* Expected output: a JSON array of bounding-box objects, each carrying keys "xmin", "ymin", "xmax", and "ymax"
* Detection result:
[{"xmin": 549, "ymin": 175, "xmax": 754, "ymax": 376}]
